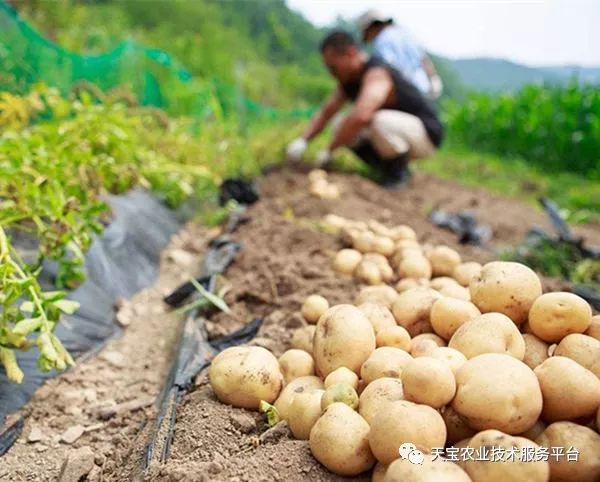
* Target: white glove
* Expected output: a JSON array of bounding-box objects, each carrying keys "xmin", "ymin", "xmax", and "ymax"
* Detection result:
[
  {"xmin": 315, "ymin": 149, "xmax": 332, "ymax": 168},
  {"xmin": 286, "ymin": 137, "xmax": 308, "ymax": 162},
  {"xmin": 429, "ymin": 75, "xmax": 443, "ymax": 100}
]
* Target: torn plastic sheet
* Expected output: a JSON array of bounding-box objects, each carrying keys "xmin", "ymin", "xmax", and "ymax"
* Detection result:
[{"xmin": 429, "ymin": 208, "xmax": 492, "ymax": 245}]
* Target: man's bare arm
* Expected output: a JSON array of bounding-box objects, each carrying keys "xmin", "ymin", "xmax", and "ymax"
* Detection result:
[{"xmin": 302, "ymin": 87, "xmax": 346, "ymax": 141}]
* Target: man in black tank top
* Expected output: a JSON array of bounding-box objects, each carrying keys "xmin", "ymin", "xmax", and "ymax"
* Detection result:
[{"xmin": 286, "ymin": 31, "xmax": 444, "ymax": 188}]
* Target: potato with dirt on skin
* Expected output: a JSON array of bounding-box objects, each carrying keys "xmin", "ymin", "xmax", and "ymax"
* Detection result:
[
  {"xmin": 528, "ymin": 292, "xmax": 592, "ymax": 343},
  {"xmin": 274, "ymin": 375, "xmax": 323, "ymax": 421},
  {"xmin": 384, "ymin": 452, "xmax": 471, "ymax": 482},
  {"xmin": 402, "ymin": 357, "xmax": 456, "ymax": 409},
  {"xmin": 278, "ymin": 349, "xmax": 315, "ymax": 383},
  {"xmin": 359, "ymin": 302, "xmax": 397, "ymax": 335},
  {"xmin": 391, "ymin": 287, "xmax": 442, "ymax": 336},
  {"xmin": 470, "ymin": 261, "xmax": 542, "ymax": 325},
  {"xmin": 453, "ymin": 262, "xmax": 482, "ymax": 287},
  {"xmin": 522, "ymin": 333, "xmax": 549, "ymax": 370},
  {"xmin": 555, "ymin": 333, "xmax": 600, "ymax": 377},
  {"xmin": 332, "ymin": 248, "xmax": 363, "ymax": 275},
  {"xmin": 290, "ymin": 325, "xmax": 315, "ymax": 353},
  {"xmin": 441, "ymin": 405, "xmax": 476, "ymax": 445},
  {"xmin": 452, "ymin": 353, "xmax": 543, "ymax": 434},
  {"xmin": 358, "ymin": 377, "xmax": 404, "ymax": 425},
  {"xmin": 534, "ymin": 356, "xmax": 600, "ymax": 422},
  {"xmin": 321, "ymin": 383, "xmax": 359, "ymax": 410},
  {"xmin": 360, "ymin": 347, "xmax": 413, "ymax": 385},
  {"xmin": 356, "ymin": 260, "xmax": 383, "ymax": 285},
  {"xmin": 355, "ymin": 285, "xmax": 398, "ymax": 309},
  {"xmin": 411, "ymin": 333, "xmax": 445, "ymax": 350},
  {"xmin": 585, "ymin": 314, "xmax": 600, "ymax": 341},
  {"xmin": 429, "ymin": 347, "xmax": 467, "ymax": 376},
  {"xmin": 398, "ymin": 256, "xmax": 432, "ymax": 280},
  {"xmin": 288, "ymin": 388, "xmax": 325, "ymax": 440},
  {"xmin": 313, "ymin": 304, "xmax": 376, "ymax": 377},
  {"xmin": 536, "ymin": 422, "xmax": 600, "ymax": 482},
  {"xmin": 448, "ymin": 313, "xmax": 526, "ymax": 360},
  {"xmin": 369, "ymin": 400, "xmax": 447, "ymax": 464},
  {"xmin": 430, "ymin": 297, "xmax": 481, "ymax": 341},
  {"xmin": 209, "ymin": 346, "xmax": 283, "ymax": 410},
  {"xmin": 410, "ymin": 339, "xmax": 439, "ymax": 358},
  {"xmin": 395, "ymin": 278, "xmax": 429, "ymax": 293},
  {"xmin": 324, "ymin": 366, "xmax": 359, "ymax": 390},
  {"xmin": 376, "ymin": 326, "xmax": 411, "ymax": 352},
  {"xmin": 309, "ymin": 403, "xmax": 376, "ymax": 476},
  {"xmin": 427, "ymin": 246, "xmax": 462, "ymax": 277},
  {"xmin": 301, "ymin": 295, "xmax": 329, "ymax": 324}
]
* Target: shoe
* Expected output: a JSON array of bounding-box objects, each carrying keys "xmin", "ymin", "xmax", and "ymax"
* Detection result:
[{"xmin": 378, "ymin": 153, "xmax": 412, "ymax": 189}]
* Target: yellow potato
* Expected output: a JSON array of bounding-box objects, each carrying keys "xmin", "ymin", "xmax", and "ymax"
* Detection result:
[
  {"xmin": 375, "ymin": 326, "xmax": 412, "ymax": 352},
  {"xmin": 356, "ymin": 260, "xmax": 383, "ymax": 285},
  {"xmin": 360, "ymin": 347, "xmax": 413, "ymax": 385},
  {"xmin": 373, "ymin": 236, "xmax": 396, "ymax": 257},
  {"xmin": 313, "ymin": 304, "xmax": 376, "ymax": 377},
  {"xmin": 368, "ymin": 219, "xmax": 393, "ymax": 237},
  {"xmin": 452, "ymin": 262, "xmax": 483, "ymax": 287},
  {"xmin": 321, "ymin": 383, "xmax": 359, "ymax": 411},
  {"xmin": 452, "ymin": 354, "xmax": 543, "ymax": 434},
  {"xmin": 429, "ymin": 347, "xmax": 468, "ymax": 376},
  {"xmin": 534, "ymin": 356, "xmax": 600, "ymax": 422},
  {"xmin": 322, "ymin": 213, "xmax": 348, "ymax": 230},
  {"xmin": 358, "ymin": 302, "xmax": 397, "ymax": 335},
  {"xmin": 394, "ymin": 277, "xmax": 429, "ymax": 293},
  {"xmin": 340, "ymin": 225, "xmax": 363, "ymax": 247},
  {"xmin": 430, "ymin": 276, "xmax": 461, "ymax": 291},
  {"xmin": 301, "ymin": 294, "xmax": 329, "ymax": 324},
  {"xmin": 448, "ymin": 313, "xmax": 526, "ymax": 360},
  {"xmin": 364, "ymin": 253, "xmax": 394, "ymax": 282},
  {"xmin": 555, "ymin": 333, "xmax": 600, "ymax": 377},
  {"xmin": 470, "ymin": 261, "xmax": 542, "ymax": 325},
  {"xmin": 397, "ymin": 256, "xmax": 432, "ymax": 280},
  {"xmin": 441, "ymin": 405, "xmax": 476, "ymax": 445},
  {"xmin": 528, "ymin": 292, "xmax": 592, "ymax": 343},
  {"xmin": 358, "ymin": 377, "xmax": 404, "ymax": 425},
  {"xmin": 384, "ymin": 453, "xmax": 471, "ymax": 482},
  {"xmin": 391, "ymin": 287, "xmax": 442, "ymax": 336},
  {"xmin": 410, "ymin": 339, "xmax": 440, "ymax": 358},
  {"xmin": 355, "ymin": 285, "xmax": 398, "ymax": 309},
  {"xmin": 389, "ymin": 225, "xmax": 417, "ymax": 241},
  {"xmin": 274, "ymin": 375, "xmax": 323, "ymax": 421},
  {"xmin": 402, "ymin": 357, "xmax": 456, "ymax": 408},
  {"xmin": 290, "ymin": 325, "xmax": 315, "ymax": 353},
  {"xmin": 308, "ymin": 169, "xmax": 328, "ymax": 182},
  {"xmin": 438, "ymin": 283, "xmax": 471, "ymax": 301},
  {"xmin": 288, "ymin": 388, "xmax": 325, "ymax": 440},
  {"xmin": 332, "ymin": 248, "xmax": 362, "ymax": 275},
  {"xmin": 209, "ymin": 346, "xmax": 283, "ymax": 410},
  {"xmin": 585, "ymin": 315, "xmax": 600, "ymax": 341},
  {"xmin": 354, "ymin": 231, "xmax": 377, "ymax": 253},
  {"xmin": 324, "ymin": 366, "xmax": 359, "ymax": 390},
  {"xmin": 310, "ymin": 403, "xmax": 376, "ymax": 476},
  {"xmin": 278, "ymin": 349, "xmax": 315, "ymax": 383},
  {"xmin": 427, "ymin": 246, "xmax": 462, "ymax": 277},
  {"xmin": 430, "ymin": 297, "xmax": 481, "ymax": 340},
  {"xmin": 522, "ymin": 333, "xmax": 550, "ymax": 370}
]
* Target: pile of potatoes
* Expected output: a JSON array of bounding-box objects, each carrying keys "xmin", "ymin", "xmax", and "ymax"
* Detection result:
[
  {"xmin": 209, "ymin": 217, "xmax": 600, "ymax": 481},
  {"xmin": 308, "ymin": 169, "xmax": 340, "ymax": 200}
]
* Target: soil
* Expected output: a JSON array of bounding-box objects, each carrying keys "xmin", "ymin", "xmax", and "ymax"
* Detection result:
[{"xmin": 1, "ymin": 169, "xmax": 598, "ymax": 482}]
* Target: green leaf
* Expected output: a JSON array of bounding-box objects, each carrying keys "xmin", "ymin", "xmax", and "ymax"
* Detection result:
[
  {"xmin": 12, "ymin": 317, "xmax": 43, "ymax": 336},
  {"xmin": 53, "ymin": 299, "xmax": 80, "ymax": 315},
  {"xmin": 259, "ymin": 401, "xmax": 280, "ymax": 428},
  {"xmin": 190, "ymin": 277, "xmax": 231, "ymax": 314},
  {"xmin": 19, "ymin": 301, "xmax": 35, "ymax": 313}
]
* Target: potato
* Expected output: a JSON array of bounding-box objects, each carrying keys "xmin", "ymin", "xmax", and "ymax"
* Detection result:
[
  {"xmin": 470, "ymin": 261, "xmax": 542, "ymax": 325},
  {"xmin": 429, "ymin": 347, "xmax": 468, "ymax": 376},
  {"xmin": 441, "ymin": 405, "xmax": 476, "ymax": 445},
  {"xmin": 522, "ymin": 333, "xmax": 549, "ymax": 370},
  {"xmin": 519, "ymin": 419, "xmax": 546, "ymax": 441},
  {"xmin": 278, "ymin": 349, "xmax": 315, "ymax": 383},
  {"xmin": 364, "ymin": 253, "xmax": 394, "ymax": 282},
  {"xmin": 534, "ymin": 356, "xmax": 600, "ymax": 422},
  {"xmin": 384, "ymin": 452, "xmax": 471, "ymax": 482},
  {"xmin": 308, "ymin": 169, "xmax": 327, "ymax": 182},
  {"xmin": 324, "ymin": 367, "xmax": 359, "ymax": 390},
  {"xmin": 398, "ymin": 256, "xmax": 432, "ymax": 280},
  {"xmin": 360, "ymin": 347, "xmax": 413, "ymax": 385},
  {"xmin": 332, "ymin": 249, "xmax": 362, "ymax": 275},
  {"xmin": 356, "ymin": 285, "xmax": 398, "ymax": 309},
  {"xmin": 410, "ymin": 339, "xmax": 439, "ymax": 358},
  {"xmin": 536, "ymin": 422, "xmax": 600, "ymax": 482},
  {"xmin": 274, "ymin": 375, "xmax": 323, "ymax": 421},
  {"xmin": 376, "ymin": 326, "xmax": 411, "ymax": 352},
  {"xmin": 389, "ymin": 225, "xmax": 417, "ymax": 241},
  {"xmin": 368, "ymin": 219, "xmax": 392, "ymax": 237},
  {"xmin": 391, "ymin": 287, "xmax": 442, "ymax": 336},
  {"xmin": 313, "ymin": 304, "xmax": 376, "ymax": 377},
  {"xmin": 464, "ymin": 429, "xmax": 550, "ymax": 482},
  {"xmin": 209, "ymin": 346, "xmax": 283, "ymax": 409},
  {"xmin": 402, "ymin": 357, "xmax": 456, "ymax": 408},
  {"xmin": 453, "ymin": 262, "xmax": 482, "ymax": 287},
  {"xmin": 356, "ymin": 260, "xmax": 383, "ymax": 285},
  {"xmin": 448, "ymin": 313, "xmax": 526, "ymax": 360},
  {"xmin": 395, "ymin": 278, "xmax": 429, "ymax": 293},
  {"xmin": 291, "ymin": 325, "xmax": 315, "ymax": 353},
  {"xmin": 452, "ymin": 353, "xmax": 543, "ymax": 434},
  {"xmin": 310, "ymin": 403, "xmax": 375, "ymax": 476},
  {"xmin": 555, "ymin": 334, "xmax": 600, "ymax": 377},
  {"xmin": 373, "ymin": 236, "xmax": 395, "ymax": 257},
  {"xmin": 288, "ymin": 388, "xmax": 325, "ymax": 440},
  {"xmin": 358, "ymin": 377, "xmax": 404, "ymax": 425},
  {"xmin": 322, "ymin": 213, "xmax": 347, "ymax": 230},
  {"xmin": 430, "ymin": 297, "xmax": 481, "ymax": 340},
  {"xmin": 430, "ymin": 276, "xmax": 461, "ymax": 291},
  {"xmin": 322, "ymin": 184, "xmax": 341, "ymax": 200},
  {"xmin": 340, "ymin": 225, "xmax": 362, "ymax": 247},
  {"xmin": 528, "ymin": 292, "xmax": 592, "ymax": 342},
  {"xmin": 369, "ymin": 400, "xmax": 447, "ymax": 464},
  {"xmin": 321, "ymin": 383, "xmax": 359, "ymax": 410},
  {"xmin": 411, "ymin": 333, "xmax": 445, "ymax": 348},
  {"xmin": 585, "ymin": 315, "xmax": 600, "ymax": 341},
  {"xmin": 354, "ymin": 231, "xmax": 377, "ymax": 253},
  {"xmin": 438, "ymin": 283, "xmax": 471, "ymax": 301},
  {"xmin": 301, "ymin": 295, "xmax": 329, "ymax": 324},
  {"xmin": 359, "ymin": 302, "xmax": 397, "ymax": 335},
  {"xmin": 428, "ymin": 246, "xmax": 462, "ymax": 277},
  {"xmin": 372, "ymin": 462, "xmax": 388, "ymax": 482}
]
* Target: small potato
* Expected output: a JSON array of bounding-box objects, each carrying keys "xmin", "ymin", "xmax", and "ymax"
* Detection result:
[
  {"xmin": 209, "ymin": 346, "xmax": 283, "ymax": 410},
  {"xmin": 290, "ymin": 325, "xmax": 315, "ymax": 354},
  {"xmin": 364, "ymin": 253, "xmax": 394, "ymax": 282},
  {"xmin": 278, "ymin": 349, "xmax": 315, "ymax": 383},
  {"xmin": 372, "ymin": 462, "xmax": 388, "ymax": 482},
  {"xmin": 410, "ymin": 339, "xmax": 439, "ymax": 358},
  {"xmin": 355, "ymin": 285, "xmax": 398, "ymax": 309},
  {"xmin": 301, "ymin": 295, "xmax": 329, "ymax": 324},
  {"xmin": 536, "ymin": 422, "xmax": 600, "ymax": 482},
  {"xmin": 376, "ymin": 326, "xmax": 411, "ymax": 352},
  {"xmin": 322, "ymin": 184, "xmax": 341, "ymax": 200},
  {"xmin": 430, "ymin": 276, "xmax": 461, "ymax": 291},
  {"xmin": 310, "ymin": 403, "xmax": 376, "ymax": 476},
  {"xmin": 453, "ymin": 262, "xmax": 483, "ymax": 287},
  {"xmin": 534, "ymin": 356, "xmax": 600, "ymax": 422},
  {"xmin": 411, "ymin": 333, "xmax": 445, "ymax": 348},
  {"xmin": 522, "ymin": 333, "xmax": 549, "ymax": 370},
  {"xmin": 395, "ymin": 278, "xmax": 429, "ymax": 293},
  {"xmin": 308, "ymin": 169, "xmax": 327, "ymax": 182},
  {"xmin": 356, "ymin": 260, "xmax": 383, "ymax": 285},
  {"xmin": 369, "ymin": 400, "xmax": 447, "ymax": 464},
  {"xmin": 398, "ymin": 256, "xmax": 432, "ymax": 280},
  {"xmin": 332, "ymin": 249, "xmax": 362, "ymax": 275},
  {"xmin": 585, "ymin": 315, "xmax": 600, "ymax": 341},
  {"xmin": 288, "ymin": 388, "xmax": 325, "ymax": 440},
  {"xmin": 555, "ymin": 334, "xmax": 600, "ymax": 377},
  {"xmin": 429, "ymin": 347, "xmax": 468, "ymax": 376},
  {"xmin": 358, "ymin": 302, "xmax": 397, "ymax": 335},
  {"xmin": 391, "ymin": 287, "xmax": 442, "ymax": 336},
  {"xmin": 428, "ymin": 246, "xmax": 462, "ymax": 277},
  {"xmin": 389, "ymin": 225, "xmax": 417, "ymax": 241},
  {"xmin": 529, "ymin": 292, "xmax": 593, "ymax": 343},
  {"xmin": 430, "ymin": 297, "xmax": 481, "ymax": 340},
  {"xmin": 438, "ymin": 283, "xmax": 471, "ymax": 301},
  {"xmin": 360, "ymin": 347, "xmax": 413, "ymax": 385},
  {"xmin": 402, "ymin": 357, "xmax": 456, "ymax": 408},
  {"xmin": 340, "ymin": 225, "xmax": 363, "ymax": 247},
  {"xmin": 373, "ymin": 236, "xmax": 395, "ymax": 257},
  {"xmin": 322, "ymin": 213, "xmax": 347, "ymax": 230},
  {"xmin": 470, "ymin": 261, "xmax": 542, "ymax": 325},
  {"xmin": 274, "ymin": 375, "xmax": 323, "ymax": 421},
  {"xmin": 358, "ymin": 377, "xmax": 405, "ymax": 425},
  {"xmin": 354, "ymin": 231, "xmax": 377, "ymax": 253},
  {"xmin": 368, "ymin": 219, "xmax": 393, "ymax": 237},
  {"xmin": 441, "ymin": 405, "xmax": 476, "ymax": 445},
  {"xmin": 324, "ymin": 367, "xmax": 359, "ymax": 390},
  {"xmin": 384, "ymin": 453, "xmax": 471, "ymax": 482},
  {"xmin": 321, "ymin": 383, "xmax": 359, "ymax": 410},
  {"xmin": 395, "ymin": 238, "xmax": 420, "ymax": 250},
  {"xmin": 448, "ymin": 313, "xmax": 526, "ymax": 360},
  {"xmin": 452, "ymin": 354, "xmax": 543, "ymax": 434}
]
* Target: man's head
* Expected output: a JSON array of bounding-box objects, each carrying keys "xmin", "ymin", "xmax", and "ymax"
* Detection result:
[
  {"xmin": 357, "ymin": 9, "xmax": 393, "ymax": 43},
  {"xmin": 320, "ymin": 31, "xmax": 365, "ymax": 83}
]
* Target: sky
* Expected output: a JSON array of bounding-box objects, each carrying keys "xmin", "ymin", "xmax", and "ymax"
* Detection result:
[{"xmin": 286, "ymin": 0, "xmax": 600, "ymax": 67}]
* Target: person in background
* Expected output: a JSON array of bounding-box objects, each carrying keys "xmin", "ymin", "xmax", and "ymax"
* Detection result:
[
  {"xmin": 357, "ymin": 8, "xmax": 443, "ymax": 100},
  {"xmin": 286, "ymin": 31, "xmax": 443, "ymax": 189}
]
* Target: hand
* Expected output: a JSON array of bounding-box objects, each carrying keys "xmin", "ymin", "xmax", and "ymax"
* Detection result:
[
  {"xmin": 315, "ymin": 149, "xmax": 332, "ymax": 168},
  {"xmin": 286, "ymin": 137, "xmax": 308, "ymax": 162},
  {"xmin": 429, "ymin": 75, "xmax": 443, "ymax": 100}
]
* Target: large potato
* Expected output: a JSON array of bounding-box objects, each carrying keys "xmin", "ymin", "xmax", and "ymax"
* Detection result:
[
  {"xmin": 534, "ymin": 356, "xmax": 600, "ymax": 422},
  {"xmin": 333, "ymin": 249, "xmax": 363, "ymax": 275},
  {"xmin": 384, "ymin": 453, "xmax": 471, "ymax": 482},
  {"xmin": 470, "ymin": 261, "xmax": 542, "ymax": 325},
  {"xmin": 528, "ymin": 292, "xmax": 592, "ymax": 343},
  {"xmin": 324, "ymin": 366, "xmax": 359, "ymax": 390},
  {"xmin": 301, "ymin": 295, "xmax": 329, "ymax": 324},
  {"xmin": 360, "ymin": 347, "xmax": 413, "ymax": 385},
  {"xmin": 536, "ymin": 422, "xmax": 600, "ymax": 482},
  {"xmin": 358, "ymin": 302, "xmax": 397, "ymax": 334},
  {"xmin": 209, "ymin": 346, "xmax": 283, "ymax": 409},
  {"xmin": 369, "ymin": 400, "xmax": 447, "ymax": 464},
  {"xmin": 355, "ymin": 285, "xmax": 398, "ymax": 309},
  {"xmin": 313, "ymin": 304, "xmax": 376, "ymax": 377},
  {"xmin": 463, "ymin": 429, "xmax": 550, "ymax": 482},
  {"xmin": 398, "ymin": 256, "xmax": 432, "ymax": 280},
  {"xmin": 448, "ymin": 313, "xmax": 525, "ymax": 360},
  {"xmin": 453, "ymin": 262, "xmax": 482, "ymax": 287},
  {"xmin": 288, "ymin": 389, "xmax": 325, "ymax": 440},
  {"xmin": 441, "ymin": 405, "xmax": 476, "ymax": 445},
  {"xmin": 428, "ymin": 246, "xmax": 462, "ymax": 277},
  {"xmin": 358, "ymin": 377, "xmax": 404, "ymax": 425},
  {"xmin": 402, "ymin": 357, "xmax": 456, "ymax": 408},
  {"xmin": 429, "ymin": 347, "xmax": 467, "ymax": 376},
  {"xmin": 585, "ymin": 315, "xmax": 600, "ymax": 341},
  {"xmin": 309, "ymin": 403, "xmax": 376, "ymax": 476},
  {"xmin": 290, "ymin": 325, "xmax": 315, "ymax": 353},
  {"xmin": 452, "ymin": 353, "xmax": 543, "ymax": 434},
  {"xmin": 430, "ymin": 297, "xmax": 481, "ymax": 340},
  {"xmin": 278, "ymin": 349, "xmax": 315, "ymax": 383},
  {"xmin": 522, "ymin": 333, "xmax": 549, "ymax": 370},
  {"xmin": 376, "ymin": 326, "xmax": 411, "ymax": 352},
  {"xmin": 274, "ymin": 375, "xmax": 323, "ymax": 421},
  {"xmin": 554, "ymin": 333, "xmax": 600, "ymax": 377},
  {"xmin": 391, "ymin": 287, "xmax": 442, "ymax": 336}
]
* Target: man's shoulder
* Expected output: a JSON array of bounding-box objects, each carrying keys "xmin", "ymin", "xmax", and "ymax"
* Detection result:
[{"xmin": 376, "ymin": 25, "xmax": 408, "ymax": 45}]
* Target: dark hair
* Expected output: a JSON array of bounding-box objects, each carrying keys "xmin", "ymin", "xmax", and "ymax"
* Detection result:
[{"xmin": 319, "ymin": 31, "xmax": 357, "ymax": 54}]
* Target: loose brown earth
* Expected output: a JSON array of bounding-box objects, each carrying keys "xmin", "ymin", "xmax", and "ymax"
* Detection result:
[{"xmin": 2, "ymin": 169, "xmax": 598, "ymax": 482}]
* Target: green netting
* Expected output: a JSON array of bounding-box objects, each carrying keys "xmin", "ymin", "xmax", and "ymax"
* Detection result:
[{"xmin": 0, "ymin": 1, "xmax": 314, "ymax": 120}]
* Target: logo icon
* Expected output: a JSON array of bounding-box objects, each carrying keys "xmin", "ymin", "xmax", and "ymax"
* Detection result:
[{"xmin": 399, "ymin": 442, "xmax": 425, "ymax": 465}]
